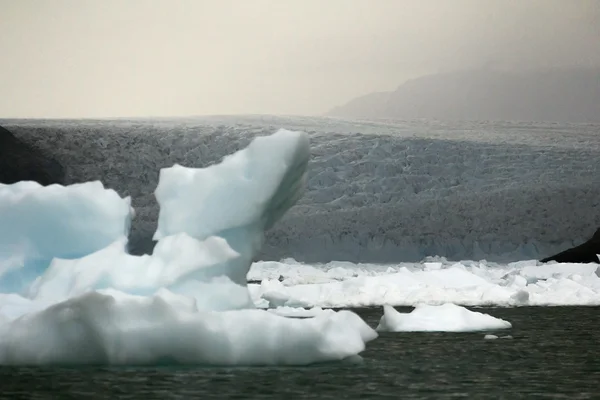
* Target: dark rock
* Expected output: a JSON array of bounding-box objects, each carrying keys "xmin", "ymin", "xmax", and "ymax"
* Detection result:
[
  {"xmin": 0, "ymin": 125, "xmax": 65, "ymax": 186},
  {"xmin": 540, "ymin": 228, "xmax": 600, "ymax": 264}
]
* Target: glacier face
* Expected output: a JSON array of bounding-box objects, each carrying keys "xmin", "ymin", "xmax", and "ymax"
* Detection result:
[
  {"xmin": 0, "ymin": 128, "xmax": 378, "ymax": 366},
  {"xmin": 3, "ymin": 116, "xmax": 600, "ymax": 262}
]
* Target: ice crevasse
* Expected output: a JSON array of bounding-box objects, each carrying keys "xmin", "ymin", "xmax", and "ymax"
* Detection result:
[{"xmin": 0, "ymin": 129, "xmax": 377, "ymax": 366}]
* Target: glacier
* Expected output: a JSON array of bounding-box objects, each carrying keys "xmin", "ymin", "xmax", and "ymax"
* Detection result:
[
  {"xmin": 0, "ymin": 129, "xmax": 378, "ymax": 366},
  {"xmin": 4, "ymin": 116, "xmax": 599, "ymax": 262}
]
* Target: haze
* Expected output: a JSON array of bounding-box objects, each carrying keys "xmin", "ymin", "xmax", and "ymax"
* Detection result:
[{"xmin": 1, "ymin": 0, "xmax": 599, "ymax": 118}]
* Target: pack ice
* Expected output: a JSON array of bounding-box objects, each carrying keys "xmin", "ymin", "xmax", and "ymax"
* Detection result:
[
  {"xmin": 249, "ymin": 259, "xmax": 600, "ymax": 308},
  {"xmin": 0, "ymin": 129, "xmax": 377, "ymax": 366}
]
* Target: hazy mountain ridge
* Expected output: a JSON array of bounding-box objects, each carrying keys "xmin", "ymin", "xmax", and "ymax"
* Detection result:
[{"xmin": 328, "ymin": 68, "xmax": 600, "ymax": 123}]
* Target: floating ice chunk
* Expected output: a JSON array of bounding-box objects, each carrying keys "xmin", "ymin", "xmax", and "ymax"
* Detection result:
[
  {"xmin": 376, "ymin": 303, "xmax": 512, "ymax": 332},
  {"xmin": 0, "ymin": 181, "xmax": 132, "ymax": 294},
  {"xmin": 484, "ymin": 334, "xmax": 513, "ymax": 340},
  {"xmin": 0, "ymin": 290, "xmax": 377, "ymax": 366},
  {"xmin": 154, "ymin": 129, "xmax": 310, "ymax": 285}
]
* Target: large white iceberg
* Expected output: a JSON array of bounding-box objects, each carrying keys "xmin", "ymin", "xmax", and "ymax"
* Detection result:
[{"xmin": 0, "ymin": 129, "xmax": 377, "ymax": 366}]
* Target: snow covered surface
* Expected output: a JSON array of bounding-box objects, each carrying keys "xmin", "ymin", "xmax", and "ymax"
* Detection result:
[
  {"xmin": 376, "ymin": 304, "xmax": 512, "ymax": 332},
  {"xmin": 4, "ymin": 116, "xmax": 599, "ymax": 262},
  {"xmin": 0, "ymin": 129, "xmax": 378, "ymax": 366},
  {"xmin": 248, "ymin": 258, "xmax": 600, "ymax": 307}
]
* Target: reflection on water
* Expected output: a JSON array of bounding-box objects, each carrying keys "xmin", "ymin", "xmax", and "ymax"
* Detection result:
[{"xmin": 1, "ymin": 306, "xmax": 599, "ymax": 399}]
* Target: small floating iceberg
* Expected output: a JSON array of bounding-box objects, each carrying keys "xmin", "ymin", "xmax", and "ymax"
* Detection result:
[{"xmin": 376, "ymin": 303, "xmax": 512, "ymax": 332}]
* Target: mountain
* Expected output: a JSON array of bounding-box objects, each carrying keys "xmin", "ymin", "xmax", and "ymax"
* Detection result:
[{"xmin": 327, "ymin": 68, "xmax": 600, "ymax": 123}]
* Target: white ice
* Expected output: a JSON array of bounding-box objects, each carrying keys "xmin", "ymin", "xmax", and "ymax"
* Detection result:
[
  {"xmin": 484, "ymin": 334, "xmax": 513, "ymax": 340},
  {"xmin": 267, "ymin": 306, "xmax": 336, "ymax": 318},
  {"xmin": 248, "ymin": 258, "xmax": 600, "ymax": 308},
  {"xmin": 0, "ymin": 129, "xmax": 378, "ymax": 366},
  {"xmin": 0, "ymin": 181, "xmax": 132, "ymax": 294},
  {"xmin": 0, "ymin": 290, "xmax": 375, "ymax": 366},
  {"xmin": 8, "ymin": 117, "xmax": 600, "ymax": 263},
  {"xmin": 154, "ymin": 130, "xmax": 310, "ymax": 285},
  {"xmin": 376, "ymin": 303, "xmax": 512, "ymax": 332}
]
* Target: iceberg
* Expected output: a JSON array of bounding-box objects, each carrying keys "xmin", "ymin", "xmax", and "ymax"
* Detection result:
[
  {"xmin": 376, "ymin": 303, "xmax": 512, "ymax": 332},
  {"xmin": 0, "ymin": 129, "xmax": 377, "ymax": 366}
]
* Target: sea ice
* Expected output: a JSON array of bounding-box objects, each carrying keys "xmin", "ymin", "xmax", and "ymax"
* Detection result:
[
  {"xmin": 376, "ymin": 303, "xmax": 512, "ymax": 332},
  {"xmin": 248, "ymin": 258, "xmax": 600, "ymax": 307}
]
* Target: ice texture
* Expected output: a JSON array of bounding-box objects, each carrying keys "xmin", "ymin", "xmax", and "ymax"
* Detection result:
[
  {"xmin": 153, "ymin": 129, "xmax": 310, "ymax": 285},
  {"xmin": 248, "ymin": 258, "xmax": 600, "ymax": 307},
  {"xmin": 376, "ymin": 303, "xmax": 512, "ymax": 332},
  {"xmin": 27, "ymin": 234, "xmax": 250, "ymax": 311},
  {"xmin": 0, "ymin": 129, "xmax": 378, "ymax": 366},
  {"xmin": 0, "ymin": 291, "xmax": 375, "ymax": 366},
  {"xmin": 0, "ymin": 181, "xmax": 132, "ymax": 294},
  {"xmin": 3, "ymin": 116, "xmax": 599, "ymax": 263}
]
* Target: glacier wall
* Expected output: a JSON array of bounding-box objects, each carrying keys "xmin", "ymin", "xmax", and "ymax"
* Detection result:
[{"xmin": 2, "ymin": 116, "xmax": 599, "ymax": 263}]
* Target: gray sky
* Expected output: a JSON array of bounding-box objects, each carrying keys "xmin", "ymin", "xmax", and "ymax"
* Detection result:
[{"xmin": 1, "ymin": 0, "xmax": 599, "ymax": 118}]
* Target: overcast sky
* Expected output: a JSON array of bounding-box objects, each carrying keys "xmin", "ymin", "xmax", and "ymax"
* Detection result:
[{"xmin": 1, "ymin": 0, "xmax": 599, "ymax": 118}]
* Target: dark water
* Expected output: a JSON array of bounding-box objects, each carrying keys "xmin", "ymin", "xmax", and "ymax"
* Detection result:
[{"xmin": 2, "ymin": 306, "xmax": 599, "ymax": 399}]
